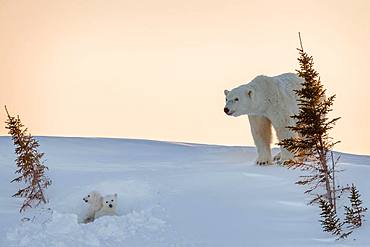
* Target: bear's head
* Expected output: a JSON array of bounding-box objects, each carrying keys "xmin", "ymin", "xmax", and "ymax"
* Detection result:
[
  {"xmin": 224, "ymin": 85, "xmax": 260, "ymax": 117},
  {"xmin": 102, "ymin": 193, "xmax": 118, "ymax": 211},
  {"xmin": 83, "ymin": 191, "xmax": 103, "ymax": 208}
]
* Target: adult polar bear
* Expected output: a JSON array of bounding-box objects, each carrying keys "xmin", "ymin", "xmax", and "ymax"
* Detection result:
[{"xmin": 224, "ymin": 73, "xmax": 304, "ymax": 165}]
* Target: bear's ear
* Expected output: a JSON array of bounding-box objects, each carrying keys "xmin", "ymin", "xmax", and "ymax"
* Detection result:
[
  {"xmin": 246, "ymin": 89, "xmax": 252, "ymax": 98},
  {"xmin": 114, "ymin": 193, "xmax": 118, "ymax": 197},
  {"xmin": 224, "ymin": 90, "xmax": 229, "ymax": 96}
]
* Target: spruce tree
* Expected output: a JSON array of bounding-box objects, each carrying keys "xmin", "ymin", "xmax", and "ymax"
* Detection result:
[
  {"xmin": 280, "ymin": 34, "xmax": 367, "ymax": 238},
  {"xmin": 319, "ymin": 198, "xmax": 342, "ymax": 235},
  {"xmin": 5, "ymin": 106, "xmax": 52, "ymax": 212},
  {"xmin": 279, "ymin": 34, "xmax": 340, "ymax": 207},
  {"xmin": 344, "ymin": 184, "xmax": 367, "ymax": 229}
]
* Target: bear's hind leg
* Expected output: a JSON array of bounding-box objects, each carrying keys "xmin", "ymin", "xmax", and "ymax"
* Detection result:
[
  {"xmin": 274, "ymin": 124, "xmax": 295, "ymax": 163},
  {"xmin": 248, "ymin": 116, "xmax": 272, "ymax": 165},
  {"xmin": 273, "ymin": 152, "xmax": 281, "ymax": 162}
]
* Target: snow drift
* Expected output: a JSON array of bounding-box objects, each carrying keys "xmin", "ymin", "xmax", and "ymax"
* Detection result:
[{"xmin": 0, "ymin": 136, "xmax": 369, "ymax": 246}]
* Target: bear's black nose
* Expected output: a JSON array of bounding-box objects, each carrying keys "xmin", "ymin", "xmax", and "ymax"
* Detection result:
[
  {"xmin": 109, "ymin": 204, "xmax": 113, "ymax": 208},
  {"xmin": 224, "ymin": 107, "xmax": 229, "ymax": 114}
]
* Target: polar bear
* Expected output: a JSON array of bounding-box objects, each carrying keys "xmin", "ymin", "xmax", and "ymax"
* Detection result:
[
  {"xmin": 82, "ymin": 191, "xmax": 103, "ymax": 223},
  {"xmin": 224, "ymin": 73, "xmax": 304, "ymax": 165},
  {"xmin": 95, "ymin": 193, "xmax": 118, "ymax": 219}
]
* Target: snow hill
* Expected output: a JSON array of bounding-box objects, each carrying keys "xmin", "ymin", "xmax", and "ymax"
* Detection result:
[{"xmin": 0, "ymin": 136, "xmax": 369, "ymax": 247}]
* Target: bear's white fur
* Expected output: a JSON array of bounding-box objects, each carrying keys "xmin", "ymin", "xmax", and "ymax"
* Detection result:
[
  {"xmin": 95, "ymin": 193, "xmax": 118, "ymax": 219},
  {"xmin": 224, "ymin": 73, "xmax": 304, "ymax": 165},
  {"xmin": 82, "ymin": 191, "xmax": 103, "ymax": 223}
]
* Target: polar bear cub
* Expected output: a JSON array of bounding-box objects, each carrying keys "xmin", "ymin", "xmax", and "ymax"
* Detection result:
[
  {"xmin": 82, "ymin": 191, "xmax": 103, "ymax": 223},
  {"xmin": 224, "ymin": 73, "xmax": 304, "ymax": 165},
  {"xmin": 95, "ymin": 193, "xmax": 118, "ymax": 218}
]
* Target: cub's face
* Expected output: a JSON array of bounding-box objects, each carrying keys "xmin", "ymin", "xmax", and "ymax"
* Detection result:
[
  {"xmin": 102, "ymin": 194, "xmax": 117, "ymax": 210},
  {"xmin": 224, "ymin": 86, "xmax": 254, "ymax": 117},
  {"xmin": 83, "ymin": 191, "xmax": 102, "ymax": 207}
]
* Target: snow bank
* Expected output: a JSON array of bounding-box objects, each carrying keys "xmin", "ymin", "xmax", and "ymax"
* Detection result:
[
  {"xmin": 6, "ymin": 208, "xmax": 167, "ymax": 247},
  {"xmin": 1, "ymin": 136, "xmax": 369, "ymax": 246}
]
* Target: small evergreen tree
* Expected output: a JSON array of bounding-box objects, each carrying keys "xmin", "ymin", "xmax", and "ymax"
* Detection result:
[
  {"xmin": 319, "ymin": 198, "xmax": 342, "ymax": 235},
  {"xmin": 279, "ymin": 34, "xmax": 341, "ymax": 208},
  {"xmin": 344, "ymin": 184, "xmax": 367, "ymax": 229},
  {"xmin": 5, "ymin": 106, "xmax": 52, "ymax": 212},
  {"xmin": 278, "ymin": 34, "xmax": 369, "ymax": 238}
]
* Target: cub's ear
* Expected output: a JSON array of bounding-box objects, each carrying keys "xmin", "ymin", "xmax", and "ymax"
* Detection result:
[
  {"xmin": 224, "ymin": 90, "xmax": 230, "ymax": 96},
  {"xmin": 245, "ymin": 89, "xmax": 252, "ymax": 98}
]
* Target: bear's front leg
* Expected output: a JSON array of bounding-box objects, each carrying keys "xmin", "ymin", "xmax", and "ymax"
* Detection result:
[
  {"xmin": 248, "ymin": 116, "xmax": 273, "ymax": 165},
  {"xmin": 256, "ymin": 146, "xmax": 272, "ymax": 165},
  {"xmin": 83, "ymin": 215, "xmax": 95, "ymax": 224}
]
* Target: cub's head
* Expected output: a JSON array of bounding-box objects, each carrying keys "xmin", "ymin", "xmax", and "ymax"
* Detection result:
[
  {"xmin": 83, "ymin": 191, "xmax": 103, "ymax": 207},
  {"xmin": 102, "ymin": 193, "xmax": 118, "ymax": 210},
  {"xmin": 224, "ymin": 85, "xmax": 256, "ymax": 117}
]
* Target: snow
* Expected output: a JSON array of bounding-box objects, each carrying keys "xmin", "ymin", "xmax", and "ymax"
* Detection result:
[{"xmin": 0, "ymin": 136, "xmax": 369, "ymax": 246}]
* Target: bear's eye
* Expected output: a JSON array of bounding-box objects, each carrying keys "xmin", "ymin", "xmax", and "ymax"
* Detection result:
[
  {"xmin": 106, "ymin": 201, "xmax": 108, "ymax": 203},
  {"xmin": 234, "ymin": 98, "xmax": 239, "ymax": 102},
  {"xmin": 88, "ymin": 195, "xmax": 90, "ymax": 197},
  {"xmin": 111, "ymin": 200, "xmax": 114, "ymax": 202}
]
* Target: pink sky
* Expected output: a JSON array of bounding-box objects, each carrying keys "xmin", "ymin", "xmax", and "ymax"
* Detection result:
[{"xmin": 1, "ymin": 0, "xmax": 370, "ymax": 154}]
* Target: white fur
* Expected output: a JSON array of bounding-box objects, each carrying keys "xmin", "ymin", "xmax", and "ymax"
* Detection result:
[
  {"xmin": 82, "ymin": 191, "xmax": 103, "ymax": 223},
  {"xmin": 224, "ymin": 73, "xmax": 304, "ymax": 164},
  {"xmin": 95, "ymin": 193, "xmax": 118, "ymax": 219}
]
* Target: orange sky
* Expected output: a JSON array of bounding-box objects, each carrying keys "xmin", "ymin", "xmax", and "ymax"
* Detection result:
[{"xmin": 1, "ymin": 0, "xmax": 370, "ymax": 154}]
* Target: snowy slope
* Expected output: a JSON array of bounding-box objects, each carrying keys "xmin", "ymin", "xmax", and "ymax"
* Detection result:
[{"xmin": 0, "ymin": 136, "xmax": 369, "ymax": 247}]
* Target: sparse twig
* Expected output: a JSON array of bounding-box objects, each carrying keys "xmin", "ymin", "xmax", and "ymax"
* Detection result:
[{"xmin": 298, "ymin": 32, "xmax": 304, "ymax": 51}]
